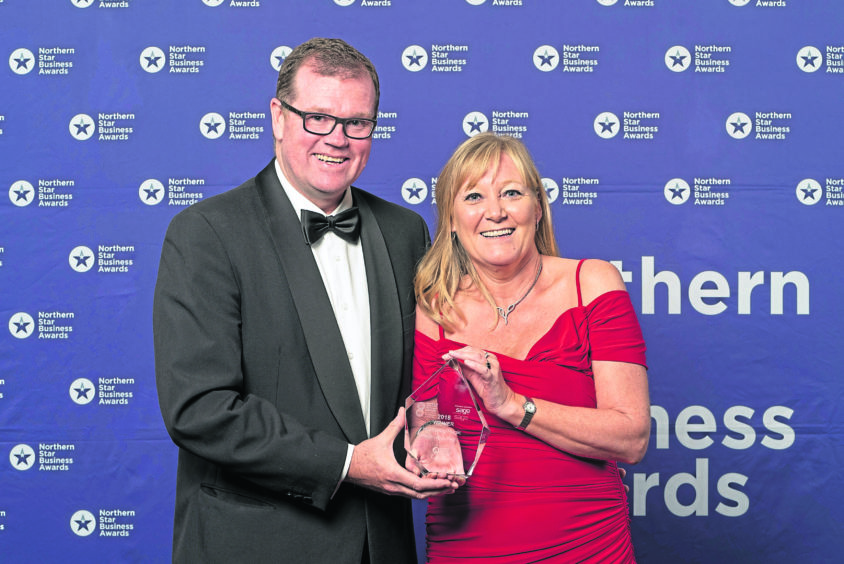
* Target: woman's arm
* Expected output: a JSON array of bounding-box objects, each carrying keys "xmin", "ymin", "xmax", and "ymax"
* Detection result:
[{"xmin": 446, "ymin": 259, "xmax": 651, "ymax": 464}]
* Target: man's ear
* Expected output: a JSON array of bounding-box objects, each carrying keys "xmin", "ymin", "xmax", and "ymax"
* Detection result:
[{"xmin": 270, "ymin": 98, "xmax": 285, "ymax": 142}]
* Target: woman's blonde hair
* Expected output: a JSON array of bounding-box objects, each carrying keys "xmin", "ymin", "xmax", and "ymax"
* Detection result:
[{"xmin": 414, "ymin": 132, "xmax": 559, "ymax": 331}]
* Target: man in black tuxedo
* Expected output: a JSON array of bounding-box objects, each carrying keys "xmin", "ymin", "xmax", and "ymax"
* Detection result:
[{"xmin": 153, "ymin": 38, "xmax": 457, "ymax": 564}]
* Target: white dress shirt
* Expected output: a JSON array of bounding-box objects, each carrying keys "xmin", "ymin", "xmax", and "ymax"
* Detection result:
[{"xmin": 274, "ymin": 160, "xmax": 371, "ymax": 490}]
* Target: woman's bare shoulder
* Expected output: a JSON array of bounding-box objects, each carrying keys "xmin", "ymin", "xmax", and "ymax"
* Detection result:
[
  {"xmin": 574, "ymin": 258, "xmax": 627, "ymax": 305},
  {"xmin": 415, "ymin": 303, "xmax": 441, "ymax": 339}
]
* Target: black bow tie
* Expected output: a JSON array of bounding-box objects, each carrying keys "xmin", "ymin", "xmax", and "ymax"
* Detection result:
[{"xmin": 301, "ymin": 207, "xmax": 361, "ymax": 245}]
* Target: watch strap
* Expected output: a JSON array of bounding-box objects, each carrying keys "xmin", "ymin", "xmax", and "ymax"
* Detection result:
[{"xmin": 516, "ymin": 396, "xmax": 536, "ymax": 431}]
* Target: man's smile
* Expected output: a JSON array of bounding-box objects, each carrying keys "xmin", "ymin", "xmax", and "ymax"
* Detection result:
[{"xmin": 315, "ymin": 153, "xmax": 347, "ymax": 164}]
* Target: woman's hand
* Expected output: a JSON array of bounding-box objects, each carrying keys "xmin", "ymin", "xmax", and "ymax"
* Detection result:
[{"xmin": 443, "ymin": 346, "xmax": 518, "ymax": 419}]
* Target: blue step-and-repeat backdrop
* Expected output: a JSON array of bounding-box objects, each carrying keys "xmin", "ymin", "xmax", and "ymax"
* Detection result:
[{"xmin": 2, "ymin": 1, "xmax": 842, "ymax": 562}]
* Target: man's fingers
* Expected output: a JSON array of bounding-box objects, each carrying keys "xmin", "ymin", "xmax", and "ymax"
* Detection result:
[{"xmin": 404, "ymin": 478, "xmax": 459, "ymax": 498}]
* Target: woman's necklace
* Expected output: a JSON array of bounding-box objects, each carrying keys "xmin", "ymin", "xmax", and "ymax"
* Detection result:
[{"xmin": 495, "ymin": 257, "xmax": 543, "ymax": 325}]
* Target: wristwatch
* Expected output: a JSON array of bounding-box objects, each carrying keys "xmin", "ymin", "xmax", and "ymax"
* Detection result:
[{"xmin": 516, "ymin": 396, "xmax": 536, "ymax": 431}]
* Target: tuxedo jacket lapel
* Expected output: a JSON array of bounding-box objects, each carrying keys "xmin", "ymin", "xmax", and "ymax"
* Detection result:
[
  {"xmin": 255, "ymin": 163, "xmax": 368, "ymax": 444},
  {"xmin": 355, "ymin": 190, "xmax": 403, "ymax": 438}
]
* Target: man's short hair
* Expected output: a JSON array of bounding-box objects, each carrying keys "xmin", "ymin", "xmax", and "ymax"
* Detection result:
[{"xmin": 275, "ymin": 37, "xmax": 380, "ymax": 117}]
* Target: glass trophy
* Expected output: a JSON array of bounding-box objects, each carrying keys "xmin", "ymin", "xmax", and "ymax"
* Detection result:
[{"xmin": 404, "ymin": 359, "xmax": 490, "ymax": 479}]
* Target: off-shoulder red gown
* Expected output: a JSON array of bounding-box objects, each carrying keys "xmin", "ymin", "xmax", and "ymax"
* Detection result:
[{"xmin": 413, "ymin": 260, "xmax": 647, "ymax": 563}]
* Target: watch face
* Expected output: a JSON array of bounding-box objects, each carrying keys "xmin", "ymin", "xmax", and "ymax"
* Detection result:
[{"xmin": 525, "ymin": 402, "xmax": 536, "ymax": 414}]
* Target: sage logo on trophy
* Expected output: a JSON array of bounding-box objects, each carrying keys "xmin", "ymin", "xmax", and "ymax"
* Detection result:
[{"xmin": 405, "ymin": 360, "xmax": 489, "ymax": 479}]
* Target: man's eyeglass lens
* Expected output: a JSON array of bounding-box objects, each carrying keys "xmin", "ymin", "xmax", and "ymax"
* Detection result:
[{"xmin": 282, "ymin": 101, "xmax": 376, "ymax": 139}]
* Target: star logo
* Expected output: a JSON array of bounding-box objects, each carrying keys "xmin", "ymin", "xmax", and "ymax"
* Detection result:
[
  {"xmin": 69, "ymin": 245, "xmax": 95, "ymax": 273},
  {"xmin": 664, "ymin": 178, "xmax": 691, "ymax": 205},
  {"xmin": 796, "ymin": 46, "xmax": 822, "ymax": 73},
  {"xmin": 401, "ymin": 45, "xmax": 428, "ymax": 72},
  {"xmin": 270, "ymin": 46, "xmax": 292, "ymax": 72},
  {"xmin": 70, "ymin": 378, "xmax": 96, "ymax": 405},
  {"xmin": 70, "ymin": 0, "xmax": 94, "ymax": 9},
  {"xmin": 70, "ymin": 510, "xmax": 97, "ymax": 537},
  {"xmin": 462, "ymin": 111, "xmax": 489, "ymax": 137},
  {"xmin": 796, "ymin": 178, "xmax": 821, "ymax": 206},
  {"xmin": 541, "ymin": 178, "xmax": 559, "ymax": 204},
  {"xmin": 726, "ymin": 112, "xmax": 752, "ymax": 139},
  {"xmin": 200, "ymin": 112, "xmax": 226, "ymax": 139},
  {"xmin": 139, "ymin": 179, "xmax": 165, "ymax": 206},
  {"xmin": 69, "ymin": 114, "xmax": 95, "ymax": 141},
  {"xmin": 533, "ymin": 45, "xmax": 559, "ymax": 72},
  {"xmin": 9, "ymin": 48, "xmax": 35, "ymax": 75},
  {"xmin": 9, "ymin": 180, "xmax": 35, "ymax": 207},
  {"xmin": 202, "ymin": 0, "xmax": 226, "ymax": 6},
  {"xmin": 665, "ymin": 46, "xmax": 691, "ymax": 72},
  {"xmin": 9, "ymin": 313, "xmax": 35, "ymax": 339},
  {"xmin": 10, "ymin": 444, "xmax": 36, "ymax": 471},
  {"xmin": 334, "ymin": 0, "xmax": 356, "ymax": 5},
  {"xmin": 593, "ymin": 112, "xmax": 619, "ymax": 139},
  {"xmin": 401, "ymin": 178, "xmax": 428, "ymax": 205},
  {"xmin": 140, "ymin": 46, "xmax": 165, "ymax": 73}
]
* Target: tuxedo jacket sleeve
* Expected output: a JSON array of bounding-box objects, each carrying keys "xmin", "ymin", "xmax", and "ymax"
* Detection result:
[{"xmin": 153, "ymin": 161, "xmax": 428, "ymax": 563}]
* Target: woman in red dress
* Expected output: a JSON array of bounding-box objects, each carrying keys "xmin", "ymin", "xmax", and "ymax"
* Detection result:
[{"xmin": 411, "ymin": 132, "xmax": 651, "ymax": 563}]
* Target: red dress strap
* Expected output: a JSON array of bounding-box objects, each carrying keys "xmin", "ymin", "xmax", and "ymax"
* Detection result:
[{"xmin": 575, "ymin": 259, "xmax": 587, "ymax": 307}]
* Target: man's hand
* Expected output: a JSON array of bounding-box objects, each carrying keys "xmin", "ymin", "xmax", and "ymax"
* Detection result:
[
  {"xmin": 346, "ymin": 408, "xmax": 461, "ymax": 499},
  {"xmin": 407, "ymin": 422, "xmax": 466, "ymax": 477}
]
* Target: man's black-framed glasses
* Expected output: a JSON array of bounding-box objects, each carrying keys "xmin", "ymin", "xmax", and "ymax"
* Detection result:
[{"xmin": 280, "ymin": 100, "xmax": 377, "ymax": 140}]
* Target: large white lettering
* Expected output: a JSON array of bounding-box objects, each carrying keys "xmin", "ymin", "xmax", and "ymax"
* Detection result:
[
  {"xmin": 611, "ymin": 257, "xmax": 810, "ymax": 315},
  {"xmin": 633, "ymin": 404, "xmax": 794, "ymax": 517}
]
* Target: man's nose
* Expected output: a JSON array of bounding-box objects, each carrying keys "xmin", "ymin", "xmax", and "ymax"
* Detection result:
[{"xmin": 324, "ymin": 121, "xmax": 350, "ymax": 145}]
